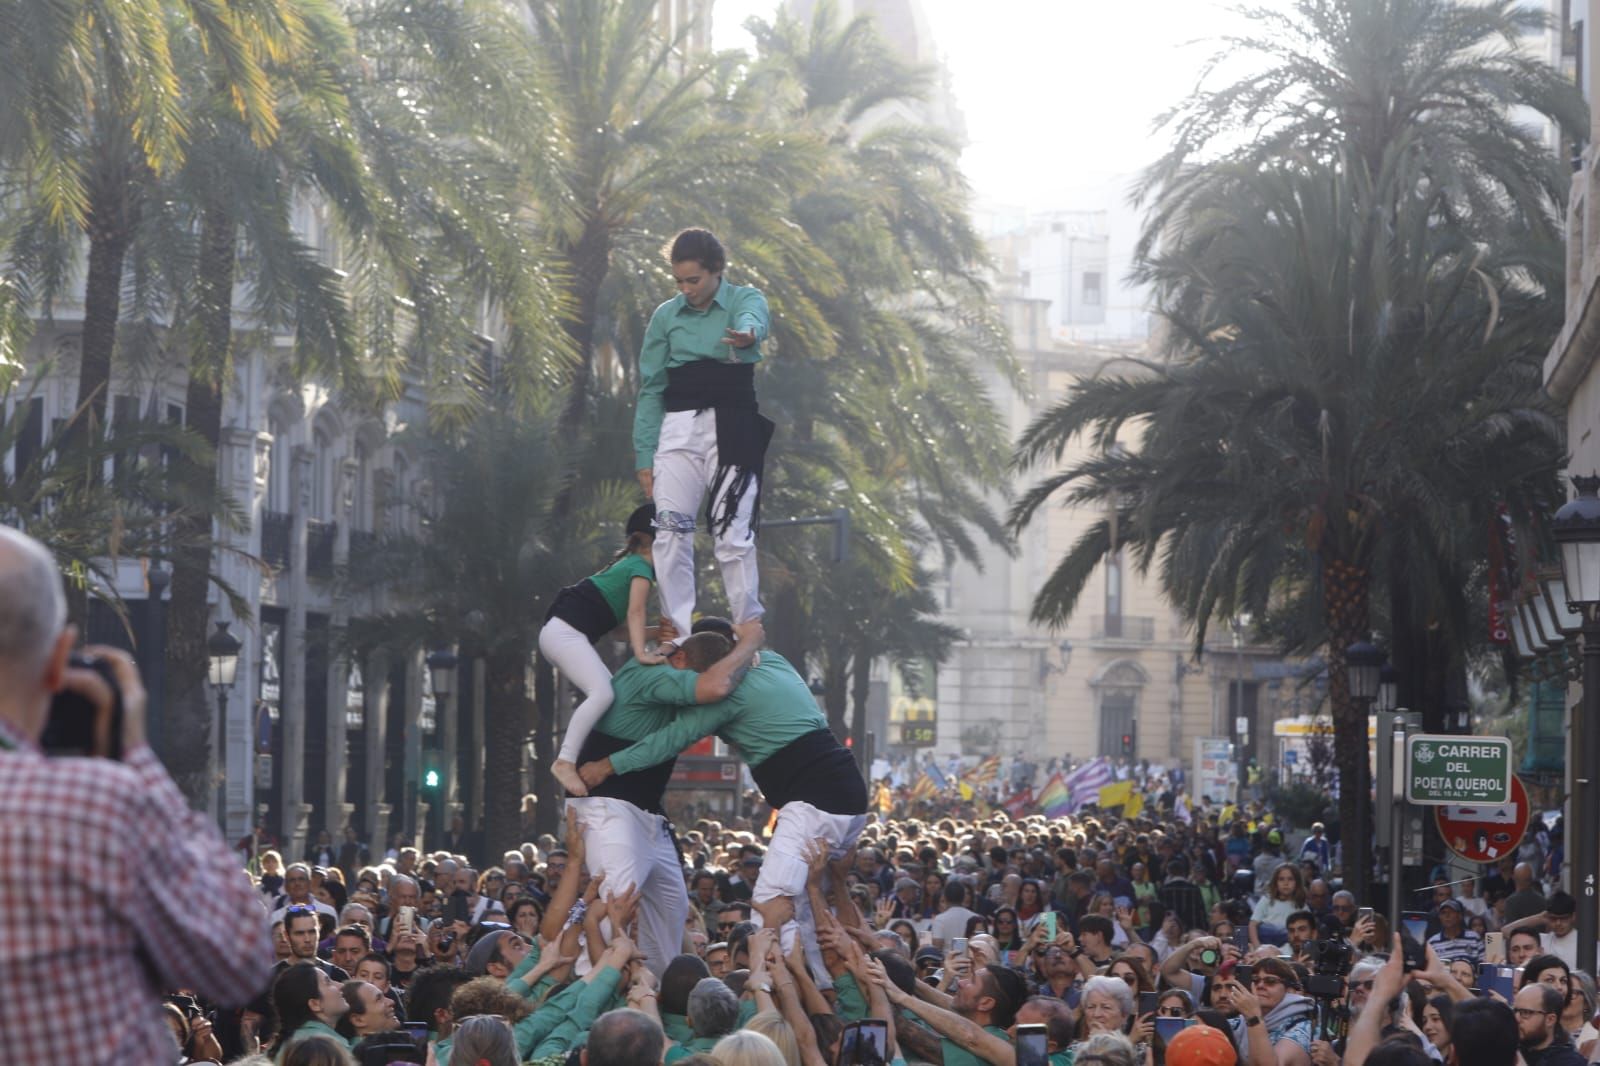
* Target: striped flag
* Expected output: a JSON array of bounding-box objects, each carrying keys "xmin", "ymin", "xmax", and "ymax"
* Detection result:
[
  {"xmin": 1003, "ymin": 786, "xmax": 1035, "ymax": 820},
  {"xmin": 1039, "ymin": 773, "xmax": 1073, "ymax": 818},
  {"xmin": 966, "ymin": 755, "xmax": 1002, "ymax": 785},
  {"xmin": 1065, "ymin": 756, "xmax": 1115, "ymax": 811},
  {"xmin": 926, "ymin": 761, "xmax": 950, "ymax": 792},
  {"xmin": 909, "ymin": 773, "xmax": 938, "ymax": 802}
]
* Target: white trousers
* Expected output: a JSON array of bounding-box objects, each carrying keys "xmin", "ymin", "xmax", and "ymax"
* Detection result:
[
  {"xmin": 538, "ymin": 618, "xmax": 615, "ymax": 764},
  {"xmin": 653, "ymin": 409, "xmax": 763, "ymax": 638},
  {"xmin": 749, "ymin": 802, "xmax": 867, "ymax": 988},
  {"xmin": 567, "ymin": 797, "xmax": 687, "ymax": 977}
]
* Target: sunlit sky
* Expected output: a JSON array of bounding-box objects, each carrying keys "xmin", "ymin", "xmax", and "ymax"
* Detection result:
[{"xmin": 711, "ymin": 0, "xmax": 1266, "ymax": 217}]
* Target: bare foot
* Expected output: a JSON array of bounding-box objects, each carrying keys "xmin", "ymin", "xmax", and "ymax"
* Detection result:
[{"xmin": 553, "ymin": 759, "xmax": 588, "ymax": 797}]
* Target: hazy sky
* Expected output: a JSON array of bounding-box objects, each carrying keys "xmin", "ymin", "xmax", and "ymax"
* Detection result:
[{"xmin": 712, "ymin": 0, "xmax": 1263, "ymax": 216}]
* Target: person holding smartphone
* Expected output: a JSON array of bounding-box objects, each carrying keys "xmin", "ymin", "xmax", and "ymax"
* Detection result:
[{"xmin": 0, "ymin": 525, "xmax": 273, "ymax": 1066}]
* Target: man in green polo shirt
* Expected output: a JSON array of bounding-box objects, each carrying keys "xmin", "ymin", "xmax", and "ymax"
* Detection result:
[
  {"xmin": 866, "ymin": 957, "xmax": 1024, "ymax": 1066},
  {"xmin": 578, "ymin": 623, "xmax": 868, "ymax": 982},
  {"xmin": 634, "ymin": 228, "xmax": 772, "ymax": 648},
  {"xmin": 566, "ymin": 619, "xmax": 763, "ymax": 976}
]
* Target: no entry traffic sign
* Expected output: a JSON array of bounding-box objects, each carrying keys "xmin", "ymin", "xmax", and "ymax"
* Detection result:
[
  {"xmin": 1436, "ymin": 774, "xmax": 1531, "ymax": 863},
  {"xmin": 1405, "ymin": 735, "xmax": 1512, "ymax": 806}
]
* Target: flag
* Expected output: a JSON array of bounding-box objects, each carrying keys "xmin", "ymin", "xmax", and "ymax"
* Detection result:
[
  {"xmin": 1003, "ymin": 786, "xmax": 1035, "ymax": 820},
  {"xmin": 966, "ymin": 755, "xmax": 1001, "ymax": 785},
  {"xmin": 958, "ymin": 781, "xmax": 974, "ymax": 801},
  {"xmin": 1039, "ymin": 773, "xmax": 1073, "ymax": 819},
  {"xmin": 909, "ymin": 773, "xmax": 938, "ymax": 802},
  {"xmin": 1066, "ymin": 756, "xmax": 1115, "ymax": 810},
  {"xmin": 1175, "ymin": 794, "xmax": 1192, "ymax": 825},
  {"xmin": 1097, "ymin": 780, "xmax": 1133, "ymax": 809},
  {"xmin": 1124, "ymin": 791, "xmax": 1145, "ymax": 820},
  {"xmin": 926, "ymin": 761, "xmax": 950, "ymax": 792},
  {"xmin": 874, "ymin": 781, "xmax": 893, "ymax": 814}
]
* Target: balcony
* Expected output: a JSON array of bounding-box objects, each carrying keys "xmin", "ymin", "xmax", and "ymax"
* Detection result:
[
  {"xmin": 307, "ymin": 520, "xmax": 337, "ymax": 577},
  {"xmin": 261, "ymin": 511, "xmax": 292, "ymax": 570},
  {"xmin": 1090, "ymin": 615, "xmax": 1155, "ymax": 642}
]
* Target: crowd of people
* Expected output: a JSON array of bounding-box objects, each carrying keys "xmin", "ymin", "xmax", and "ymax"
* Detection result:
[{"xmin": 0, "ymin": 517, "xmax": 1588, "ymax": 1066}]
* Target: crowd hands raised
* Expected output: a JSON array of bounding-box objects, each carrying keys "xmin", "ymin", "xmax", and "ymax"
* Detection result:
[{"xmin": 129, "ymin": 781, "xmax": 1585, "ymax": 1066}]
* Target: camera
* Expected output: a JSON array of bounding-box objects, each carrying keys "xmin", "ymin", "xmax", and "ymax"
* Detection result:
[
  {"xmin": 41, "ymin": 653, "xmax": 124, "ymax": 759},
  {"xmin": 1304, "ymin": 938, "xmax": 1354, "ymax": 1042}
]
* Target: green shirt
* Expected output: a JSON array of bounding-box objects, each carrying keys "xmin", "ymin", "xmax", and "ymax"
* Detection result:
[
  {"xmin": 522, "ymin": 965, "xmax": 622, "ymax": 1059},
  {"xmin": 666, "ymin": 1034, "xmax": 724, "ymax": 1062},
  {"xmin": 633, "ymin": 279, "xmax": 770, "ymax": 470},
  {"xmin": 662, "ymin": 1012, "xmax": 694, "ymax": 1044},
  {"xmin": 608, "ymin": 652, "xmax": 823, "ymax": 776},
  {"xmin": 834, "ymin": 972, "xmax": 869, "ymax": 1022},
  {"xmin": 587, "ymin": 553, "xmax": 655, "ymax": 624},
  {"xmin": 940, "ymin": 1026, "xmax": 1011, "ymax": 1066},
  {"xmin": 597, "ymin": 660, "xmax": 701, "ymax": 746},
  {"xmin": 278, "ymin": 1021, "xmax": 351, "ymax": 1062}
]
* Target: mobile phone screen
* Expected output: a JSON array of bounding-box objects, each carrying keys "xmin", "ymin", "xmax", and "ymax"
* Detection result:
[
  {"xmin": 1040, "ymin": 912, "xmax": 1057, "ymax": 940},
  {"xmin": 838, "ymin": 1020, "xmax": 889, "ymax": 1066},
  {"xmin": 1139, "ymin": 991, "xmax": 1160, "ymax": 1016},
  {"xmin": 1401, "ymin": 912, "xmax": 1430, "ymax": 943},
  {"xmin": 1015, "ymin": 1024, "xmax": 1050, "ymax": 1066},
  {"xmin": 1155, "ymin": 1017, "xmax": 1193, "ymax": 1044}
]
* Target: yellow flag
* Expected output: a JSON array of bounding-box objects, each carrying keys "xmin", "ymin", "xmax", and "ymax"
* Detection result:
[
  {"xmin": 959, "ymin": 781, "xmax": 974, "ymax": 801},
  {"xmin": 1124, "ymin": 791, "xmax": 1145, "ymax": 820},
  {"xmin": 1098, "ymin": 780, "xmax": 1133, "ymax": 809}
]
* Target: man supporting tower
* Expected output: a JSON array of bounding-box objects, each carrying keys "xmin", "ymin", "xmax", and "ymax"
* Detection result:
[
  {"xmin": 563, "ymin": 620, "xmax": 763, "ymax": 974},
  {"xmin": 633, "ymin": 228, "xmax": 772, "ymax": 647},
  {"xmin": 578, "ymin": 624, "xmax": 869, "ymax": 982}
]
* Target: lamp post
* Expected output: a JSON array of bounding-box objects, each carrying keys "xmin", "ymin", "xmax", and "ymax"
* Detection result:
[
  {"xmin": 1554, "ymin": 474, "xmax": 1600, "ymax": 977},
  {"xmin": 1345, "ymin": 639, "xmax": 1383, "ymax": 902},
  {"xmin": 425, "ymin": 647, "xmax": 457, "ymax": 844},
  {"xmin": 207, "ymin": 621, "xmax": 242, "ymax": 830}
]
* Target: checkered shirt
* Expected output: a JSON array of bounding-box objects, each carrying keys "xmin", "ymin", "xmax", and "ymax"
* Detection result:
[{"xmin": 0, "ymin": 716, "xmax": 273, "ymax": 1064}]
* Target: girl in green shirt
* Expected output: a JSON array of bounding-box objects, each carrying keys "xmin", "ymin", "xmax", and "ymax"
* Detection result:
[{"xmin": 541, "ymin": 504, "xmax": 662, "ymax": 797}]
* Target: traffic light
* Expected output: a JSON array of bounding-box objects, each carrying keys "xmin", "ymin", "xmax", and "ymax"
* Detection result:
[
  {"xmin": 423, "ymin": 768, "xmax": 440, "ymax": 789},
  {"xmin": 1120, "ymin": 727, "xmax": 1136, "ymax": 756}
]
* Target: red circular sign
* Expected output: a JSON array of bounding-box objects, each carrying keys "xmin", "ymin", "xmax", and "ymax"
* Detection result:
[{"xmin": 1436, "ymin": 775, "xmax": 1530, "ymax": 863}]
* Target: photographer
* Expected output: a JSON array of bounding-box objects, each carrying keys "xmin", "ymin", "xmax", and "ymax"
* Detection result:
[{"xmin": 0, "ymin": 524, "xmax": 272, "ymax": 1062}]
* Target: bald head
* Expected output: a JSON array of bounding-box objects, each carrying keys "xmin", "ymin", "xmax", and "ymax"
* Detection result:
[
  {"xmin": 0, "ymin": 525, "xmax": 66, "ymax": 675},
  {"xmin": 0, "ymin": 525, "xmax": 72, "ymax": 736},
  {"xmin": 1514, "ymin": 863, "xmax": 1534, "ymax": 889}
]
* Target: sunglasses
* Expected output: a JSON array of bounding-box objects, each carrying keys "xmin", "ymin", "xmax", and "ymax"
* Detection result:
[
  {"xmin": 1158, "ymin": 1007, "xmax": 1187, "ymax": 1017},
  {"xmin": 1252, "ymin": 976, "xmax": 1286, "ymax": 988},
  {"xmin": 1348, "ymin": 980, "xmax": 1374, "ymax": 991}
]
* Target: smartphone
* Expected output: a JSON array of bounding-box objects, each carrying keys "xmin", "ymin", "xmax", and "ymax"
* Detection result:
[
  {"xmin": 1139, "ymin": 991, "xmax": 1160, "ymax": 1016},
  {"xmin": 1155, "ymin": 1017, "xmax": 1195, "ymax": 1044},
  {"xmin": 40, "ymin": 653, "xmax": 124, "ymax": 759},
  {"xmin": 1039, "ymin": 912, "xmax": 1058, "ymax": 940},
  {"xmin": 1401, "ymin": 934, "xmax": 1427, "ymax": 973},
  {"xmin": 1235, "ymin": 964, "xmax": 1255, "ymax": 987},
  {"xmin": 1232, "ymin": 925, "xmax": 1251, "ymax": 952},
  {"xmin": 1479, "ymin": 964, "xmax": 1517, "ymax": 1001},
  {"xmin": 837, "ymin": 1019, "xmax": 889, "ymax": 1066},
  {"xmin": 1356, "ymin": 907, "xmax": 1374, "ymax": 926},
  {"xmin": 1401, "ymin": 911, "xmax": 1430, "ymax": 944},
  {"xmin": 1015, "ymin": 1022, "xmax": 1050, "ymax": 1066},
  {"xmin": 952, "ymin": 937, "xmax": 969, "ymax": 956},
  {"xmin": 395, "ymin": 906, "xmax": 416, "ymax": 939},
  {"xmin": 1484, "ymin": 931, "xmax": 1505, "ymax": 964},
  {"xmin": 447, "ymin": 890, "xmax": 470, "ymax": 925},
  {"xmin": 401, "ymin": 1021, "xmax": 431, "ymax": 1040}
]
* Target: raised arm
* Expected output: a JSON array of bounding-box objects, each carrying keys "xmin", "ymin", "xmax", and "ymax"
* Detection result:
[
  {"xmin": 540, "ymin": 809, "xmax": 590, "ymax": 943},
  {"xmin": 693, "ymin": 620, "xmax": 764, "ymax": 703},
  {"xmin": 869, "ymin": 958, "xmax": 1014, "ymax": 1066}
]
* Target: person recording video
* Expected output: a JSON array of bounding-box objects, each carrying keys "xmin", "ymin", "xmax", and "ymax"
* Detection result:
[{"xmin": 0, "ymin": 524, "xmax": 272, "ymax": 1063}]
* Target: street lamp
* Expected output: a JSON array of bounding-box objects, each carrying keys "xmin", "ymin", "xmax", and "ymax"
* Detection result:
[
  {"xmin": 207, "ymin": 621, "xmax": 242, "ymax": 829},
  {"xmin": 1554, "ymin": 474, "xmax": 1600, "ymax": 976},
  {"xmin": 426, "ymin": 647, "xmax": 458, "ymax": 700},
  {"xmin": 1377, "ymin": 663, "xmax": 1399, "ymax": 716},
  {"xmin": 1345, "ymin": 640, "xmax": 1383, "ymax": 705}
]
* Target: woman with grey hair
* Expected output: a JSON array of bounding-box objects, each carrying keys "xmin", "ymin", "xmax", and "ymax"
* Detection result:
[
  {"xmin": 1074, "ymin": 1032, "xmax": 1141, "ymax": 1066},
  {"xmin": 448, "ymin": 1015, "xmax": 518, "ymax": 1066},
  {"xmin": 1080, "ymin": 975, "xmax": 1136, "ymax": 1035}
]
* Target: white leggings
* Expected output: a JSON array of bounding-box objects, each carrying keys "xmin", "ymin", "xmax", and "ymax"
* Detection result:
[{"xmin": 538, "ymin": 617, "xmax": 615, "ymax": 764}]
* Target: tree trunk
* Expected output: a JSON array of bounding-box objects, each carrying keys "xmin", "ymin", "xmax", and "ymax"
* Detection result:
[
  {"xmin": 849, "ymin": 640, "xmax": 872, "ymax": 771},
  {"xmin": 768, "ymin": 581, "xmax": 808, "ymax": 670},
  {"xmin": 163, "ymin": 204, "xmax": 235, "ymax": 805},
  {"xmin": 486, "ymin": 644, "xmax": 535, "ymax": 856},
  {"xmin": 530, "ymin": 651, "xmax": 559, "ymax": 840},
  {"xmin": 557, "ymin": 216, "xmax": 613, "ymax": 436},
  {"xmin": 76, "ymin": 207, "xmax": 133, "ymax": 438},
  {"xmin": 1324, "ymin": 555, "xmax": 1373, "ymax": 905},
  {"xmin": 823, "ymin": 656, "xmax": 848, "ymax": 740}
]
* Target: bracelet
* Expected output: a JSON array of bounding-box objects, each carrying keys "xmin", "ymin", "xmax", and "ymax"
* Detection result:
[{"xmin": 1246, "ymin": 1016, "xmax": 1263, "ymax": 1028}]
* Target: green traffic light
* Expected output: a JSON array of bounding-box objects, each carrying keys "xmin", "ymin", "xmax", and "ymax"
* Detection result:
[{"xmin": 424, "ymin": 769, "xmax": 440, "ymax": 788}]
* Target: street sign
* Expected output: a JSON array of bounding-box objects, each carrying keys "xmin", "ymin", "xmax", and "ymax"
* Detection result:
[
  {"xmin": 1405, "ymin": 735, "xmax": 1512, "ymax": 806},
  {"xmin": 1436, "ymin": 775, "xmax": 1531, "ymax": 863}
]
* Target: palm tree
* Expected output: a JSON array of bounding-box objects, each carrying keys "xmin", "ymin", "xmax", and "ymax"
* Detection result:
[
  {"xmin": 0, "ymin": 0, "xmax": 285, "ymax": 436},
  {"xmin": 347, "ymin": 402, "xmax": 631, "ymax": 859},
  {"xmin": 1011, "ymin": 155, "xmax": 1565, "ymax": 903}
]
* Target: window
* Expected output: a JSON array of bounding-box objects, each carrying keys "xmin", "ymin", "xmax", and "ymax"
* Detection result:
[
  {"xmin": 1104, "ymin": 547, "xmax": 1123, "ymax": 638},
  {"xmin": 267, "ymin": 417, "xmax": 290, "ymax": 514},
  {"xmin": 312, "ymin": 428, "xmax": 333, "ymax": 520},
  {"xmin": 1082, "ymin": 271, "xmax": 1103, "ymax": 306}
]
